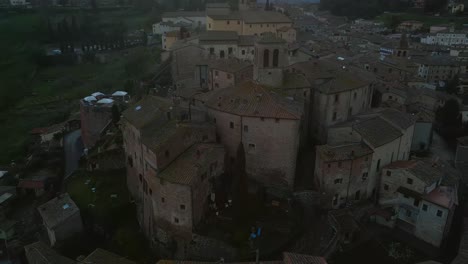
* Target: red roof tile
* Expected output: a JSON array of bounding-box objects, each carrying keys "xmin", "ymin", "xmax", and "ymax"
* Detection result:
[{"xmin": 206, "ymin": 81, "xmax": 301, "ymax": 120}]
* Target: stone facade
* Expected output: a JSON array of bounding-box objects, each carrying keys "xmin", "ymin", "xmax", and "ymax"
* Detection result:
[
  {"xmin": 378, "ymin": 160, "xmax": 458, "ymax": 247},
  {"xmin": 315, "ymin": 143, "xmax": 373, "ymax": 208},
  {"xmin": 319, "ymin": 109, "xmax": 416, "ymax": 204},
  {"xmin": 80, "ymin": 97, "xmax": 113, "ymax": 149},
  {"xmin": 254, "ymin": 34, "xmax": 287, "ymax": 87},
  {"xmin": 205, "ymin": 81, "xmax": 302, "ymax": 192}
]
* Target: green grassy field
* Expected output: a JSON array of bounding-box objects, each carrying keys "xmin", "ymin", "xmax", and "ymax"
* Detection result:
[
  {"xmin": 0, "ymin": 10, "xmax": 160, "ymax": 164},
  {"xmin": 66, "ymin": 169, "xmax": 155, "ymax": 263}
]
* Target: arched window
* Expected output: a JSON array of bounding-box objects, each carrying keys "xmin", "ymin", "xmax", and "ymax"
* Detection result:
[
  {"xmin": 273, "ymin": 49, "xmax": 279, "ymax": 67},
  {"xmin": 263, "ymin": 49, "xmax": 270, "ymax": 67}
]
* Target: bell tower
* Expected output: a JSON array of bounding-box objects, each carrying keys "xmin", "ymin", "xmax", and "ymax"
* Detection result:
[
  {"xmin": 253, "ymin": 33, "xmax": 287, "ymax": 87},
  {"xmin": 395, "ymin": 33, "xmax": 409, "ymax": 58}
]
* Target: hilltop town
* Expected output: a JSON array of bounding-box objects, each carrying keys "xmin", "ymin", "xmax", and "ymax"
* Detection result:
[{"xmin": 1, "ymin": 0, "xmax": 468, "ymax": 264}]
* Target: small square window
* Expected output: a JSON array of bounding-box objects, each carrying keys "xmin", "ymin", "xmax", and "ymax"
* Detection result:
[
  {"xmin": 248, "ymin": 143, "xmax": 256, "ymax": 151},
  {"xmin": 407, "ymin": 178, "xmax": 413, "ymax": 185},
  {"xmin": 161, "ymin": 197, "xmax": 165, "ymax": 203},
  {"xmin": 437, "ymin": 210, "xmax": 443, "ymax": 217},
  {"xmin": 149, "ymin": 189, "xmax": 153, "ymax": 195},
  {"xmin": 174, "ymin": 217, "xmax": 179, "ymax": 223},
  {"xmin": 403, "ymin": 194, "xmax": 409, "ymax": 199},
  {"xmin": 180, "ymin": 204, "xmax": 186, "ymax": 210},
  {"xmin": 327, "ymin": 163, "xmax": 331, "ymax": 168},
  {"xmin": 275, "ymin": 118, "xmax": 280, "ymax": 123},
  {"xmin": 334, "ymin": 178, "xmax": 343, "ymax": 184},
  {"xmin": 227, "ymin": 21, "xmax": 230, "ymax": 25},
  {"xmin": 244, "ymin": 125, "xmax": 248, "ymax": 132},
  {"xmin": 413, "ymin": 199, "xmax": 420, "ymax": 207},
  {"xmin": 139, "ymin": 174, "xmax": 142, "ymax": 182},
  {"xmin": 227, "ymin": 74, "xmax": 232, "ymax": 79},
  {"xmin": 230, "ymin": 122, "xmax": 234, "ymax": 129},
  {"xmin": 386, "ymin": 171, "xmax": 391, "ymax": 176},
  {"xmin": 422, "ymin": 204, "xmax": 428, "ymax": 211},
  {"xmin": 384, "ymin": 184, "xmax": 389, "ymax": 191}
]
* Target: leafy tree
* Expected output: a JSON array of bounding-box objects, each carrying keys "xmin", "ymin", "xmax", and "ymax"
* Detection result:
[
  {"xmin": 436, "ymin": 99, "xmax": 461, "ymax": 127},
  {"xmin": 47, "ymin": 18, "xmax": 55, "ymax": 42},
  {"xmin": 90, "ymin": 0, "xmax": 98, "ymax": 10},
  {"xmin": 71, "ymin": 15, "xmax": 79, "ymax": 41},
  {"xmin": 446, "ymin": 75, "xmax": 460, "ymax": 95},
  {"xmin": 232, "ymin": 142, "xmax": 249, "ymax": 223}
]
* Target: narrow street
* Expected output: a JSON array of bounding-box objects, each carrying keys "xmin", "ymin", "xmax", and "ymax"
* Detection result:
[{"xmin": 64, "ymin": 129, "xmax": 83, "ymax": 179}]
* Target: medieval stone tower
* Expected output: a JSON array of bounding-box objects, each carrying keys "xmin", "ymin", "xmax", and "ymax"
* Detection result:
[
  {"xmin": 395, "ymin": 33, "xmax": 409, "ymax": 58},
  {"xmin": 238, "ymin": 0, "xmax": 256, "ymax": 10},
  {"xmin": 253, "ymin": 33, "xmax": 287, "ymax": 87}
]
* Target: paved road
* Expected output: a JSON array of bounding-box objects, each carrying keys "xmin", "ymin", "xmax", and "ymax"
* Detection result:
[{"xmin": 64, "ymin": 129, "xmax": 83, "ymax": 178}]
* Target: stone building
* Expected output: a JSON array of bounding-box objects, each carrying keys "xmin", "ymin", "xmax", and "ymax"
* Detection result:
[
  {"xmin": 317, "ymin": 108, "xmax": 416, "ymax": 205},
  {"xmin": 254, "ymin": 34, "xmax": 288, "ymax": 87},
  {"xmin": 161, "ymin": 11, "xmax": 207, "ymax": 29},
  {"xmin": 37, "ymin": 193, "xmax": 83, "ymax": 246},
  {"xmin": 25, "ymin": 242, "xmax": 137, "ymax": 264},
  {"xmin": 206, "ymin": 8, "xmax": 293, "ymax": 39},
  {"xmin": 286, "ymin": 60, "xmax": 374, "ymax": 143},
  {"xmin": 122, "ymin": 96, "xmax": 225, "ymax": 246},
  {"xmin": 378, "ymin": 160, "xmax": 458, "ymax": 247},
  {"xmin": 199, "ymin": 31, "xmax": 255, "ymax": 61},
  {"xmin": 205, "ymin": 80, "xmax": 302, "ymax": 193},
  {"xmin": 315, "ymin": 143, "xmax": 373, "ymax": 208},
  {"xmin": 415, "ymin": 55, "xmax": 466, "ymax": 83},
  {"xmin": 208, "ymin": 58, "xmax": 253, "ymax": 90},
  {"xmin": 157, "ymin": 251, "xmax": 327, "ymax": 264},
  {"xmin": 24, "ymin": 241, "xmax": 76, "ymax": 264},
  {"xmin": 80, "ymin": 91, "xmax": 129, "ymax": 149}
]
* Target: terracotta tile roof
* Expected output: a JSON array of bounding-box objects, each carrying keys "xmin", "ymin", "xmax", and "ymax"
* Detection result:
[
  {"xmin": 199, "ymin": 31, "xmax": 239, "ymax": 42},
  {"xmin": 38, "ymin": 193, "xmax": 80, "ymax": 229},
  {"xmin": 317, "ymin": 143, "xmax": 373, "ymax": 162},
  {"xmin": 162, "ymin": 11, "xmax": 205, "ymax": 18},
  {"xmin": 24, "ymin": 241, "xmax": 76, "ymax": 264},
  {"xmin": 353, "ymin": 117, "xmax": 403, "ymax": 148},
  {"xmin": 283, "ymin": 252, "xmax": 327, "ymax": 264},
  {"xmin": 242, "ymin": 11, "xmax": 291, "ymax": 24},
  {"xmin": 385, "ymin": 160, "xmax": 447, "ymax": 186},
  {"xmin": 379, "ymin": 108, "xmax": 416, "ymax": 130},
  {"xmin": 83, "ymin": 248, "xmax": 136, "ymax": 264},
  {"xmin": 166, "ymin": 31, "xmax": 180, "ymax": 38},
  {"xmin": 18, "ymin": 179, "xmax": 45, "ymax": 189},
  {"xmin": 141, "ymin": 122, "xmax": 213, "ymax": 156},
  {"xmin": 209, "ymin": 58, "xmax": 252, "ymax": 73},
  {"xmin": 424, "ymin": 186, "xmax": 457, "ymax": 209},
  {"xmin": 206, "ymin": 81, "xmax": 301, "ymax": 120},
  {"xmin": 122, "ymin": 96, "xmax": 173, "ymax": 129},
  {"xmin": 158, "ymin": 143, "xmax": 225, "ymax": 186}
]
